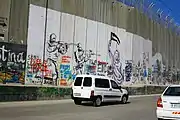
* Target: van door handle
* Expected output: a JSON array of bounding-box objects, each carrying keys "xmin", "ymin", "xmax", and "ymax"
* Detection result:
[
  {"xmin": 109, "ymin": 88, "xmax": 112, "ymax": 91},
  {"xmin": 81, "ymin": 87, "xmax": 83, "ymax": 89}
]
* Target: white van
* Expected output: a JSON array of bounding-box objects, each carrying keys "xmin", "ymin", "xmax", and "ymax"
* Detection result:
[{"xmin": 71, "ymin": 75, "xmax": 129, "ymax": 107}]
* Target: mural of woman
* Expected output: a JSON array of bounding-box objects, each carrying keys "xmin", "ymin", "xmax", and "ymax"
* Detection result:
[{"xmin": 108, "ymin": 32, "xmax": 124, "ymax": 85}]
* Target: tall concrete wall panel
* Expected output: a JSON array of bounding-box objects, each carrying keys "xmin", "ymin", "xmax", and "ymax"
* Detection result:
[
  {"xmin": 0, "ymin": 0, "xmax": 11, "ymax": 42},
  {"xmin": 8, "ymin": 0, "xmax": 29, "ymax": 44}
]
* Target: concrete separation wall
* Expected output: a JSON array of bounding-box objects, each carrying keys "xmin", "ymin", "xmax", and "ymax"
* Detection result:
[
  {"xmin": 0, "ymin": 0, "xmax": 179, "ymax": 88},
  {"xmin": 0, "ymin": 85, "xmax": 167, "ymax": 102}
]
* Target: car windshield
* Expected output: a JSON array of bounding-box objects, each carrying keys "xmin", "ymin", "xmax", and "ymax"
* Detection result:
[{"xmin": 163, "ymin": 87, "xmax": 180, "ymax": 96}]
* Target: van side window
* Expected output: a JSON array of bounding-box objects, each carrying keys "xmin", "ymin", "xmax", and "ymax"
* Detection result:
[
  {"xmin": 74, "ymin": 77, "xmax": 83, "ymax": 86},
  {"xmin": 83, "ymin": 77, "xmax": 92, "ymax": 87},
  {"xmin": 95, "ymin": 78, "xmax": 110, "ymax": 88},
  {"xmin": 110, "ymin": 80, "xmax": 119, "ymax": 89}
]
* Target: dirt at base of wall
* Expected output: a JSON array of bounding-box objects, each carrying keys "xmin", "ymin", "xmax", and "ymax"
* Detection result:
[{"xmin": 0, "ymin": 85, "xmax": 167, "ymax": 102}]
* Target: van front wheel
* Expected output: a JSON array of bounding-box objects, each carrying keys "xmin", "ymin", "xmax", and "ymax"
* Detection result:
[
  {"xmin": 74, "ymin": 99, "xmax": 82, "ymax": 105},
  {"xmin": 121, "ymin": 95, "xmax": 128, "ymax": 104},
  {"xmin": 93, "ymin": 97, "xmax": 102, "ymax": 107}
]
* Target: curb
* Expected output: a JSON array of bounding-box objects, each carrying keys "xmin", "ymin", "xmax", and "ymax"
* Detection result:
[
  {"xmin": 0, "ymin": 94, "xmax": 160, "ymax": 108},
  {"xmin": 0, "ymin": 99, "xmax": 73, "ymax": 108}
]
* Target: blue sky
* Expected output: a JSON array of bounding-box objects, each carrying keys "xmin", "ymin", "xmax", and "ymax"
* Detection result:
[
  {"xmin": 153, "ymin": 0, "xmax": 180, "ymax": 24},
  {"xmin": 117, "ymin": 0, "xmax": 180, "ymax": 25}
]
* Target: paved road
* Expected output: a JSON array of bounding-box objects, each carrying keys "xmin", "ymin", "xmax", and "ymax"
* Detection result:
[{"xmin": 0, "ymin": 96, "xmax": 159, "ymax": 120}]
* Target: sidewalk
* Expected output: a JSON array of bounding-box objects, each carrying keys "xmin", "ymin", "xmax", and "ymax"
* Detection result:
[{"xmin": 0, "ymin": 94, "xmax": 160, "ymax": 108}]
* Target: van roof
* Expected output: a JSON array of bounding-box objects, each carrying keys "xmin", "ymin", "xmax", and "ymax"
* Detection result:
[{"xmin": 76, "ymin": 74, "xmax": 111, "ymax": 79}]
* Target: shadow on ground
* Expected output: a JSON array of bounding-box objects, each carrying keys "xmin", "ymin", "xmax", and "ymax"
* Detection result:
[{"xmin": 80, "ymin": 101, "xmax": 131, "ymax": 107}]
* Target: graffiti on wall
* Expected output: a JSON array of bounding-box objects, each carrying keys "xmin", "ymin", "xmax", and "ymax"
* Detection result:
[
  {"xmin": 151, "ymin": 53, "xmax": 180, "ymax": 85},
  {"xmin": 46, "ymin": 33, "xmax": 75, "ymax": 85},
  {"xmin": 73, "ymin": 43, "xmax": 100, "ymax": 75},
  {"xmin": 107, "ymin": 32, "xmax": 124, "ymax": 85},
  {"xmin": 0, "ymin": 42, "xmax": 27, "ymax": 84},
  {"xmin": 25, "ymin": 31, "xmax": 154, "ymax": 86},
  {"xmin": 25, "ymin": 31, "xmax": 180, "ymax": 86},
  {"xmin": 26, "ymin": 6, "xmax": 156, "ymax": 86},
  {"xmin": 129, "ymin": 52, "xmax": 151, "ymax": 85},
  {"xmin": 97, "ymin": 61, "xmax": 108, "ymax": 76},
  {"xmin": 26, "ymin": 8, "xmax": 180, "ymax": 86},
  {"xmin": 84, "ymin": 60, "xmax": 108, "ymax": 76},
  {"xmin": 125, "ymin": 60, "xmax": 132, "ymax": 82},
  {"xmin": 60, "ymin": 56, "xmax": 75, "ymax": 86},
  {"xmin": 26, "ymin": 33, "xmax": 74, "ymax": 86},
  {"xmin": 26, "ymin": 55, "xmax": 52, "ymax": 85},
  {"xmin": 46, "ymin": 33, "xmax": 100, "ymax": 85}
]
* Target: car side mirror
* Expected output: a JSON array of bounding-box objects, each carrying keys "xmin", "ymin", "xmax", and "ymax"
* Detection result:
[
  {"xmin": 118, "ymin": 86, "xmax": 123, "ymax": 93},
  {"xmin": 118, "ymin": 86, "xmax": 121, "ymax": 89}
]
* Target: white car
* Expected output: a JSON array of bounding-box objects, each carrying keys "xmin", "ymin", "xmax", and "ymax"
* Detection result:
[
  {"xmin": 71, "ymin": 75, "xmax": 129, "ymax": 107},
  {"xmin": 156, "ymin": 85, "xmax": 180, "ymax": 120}
]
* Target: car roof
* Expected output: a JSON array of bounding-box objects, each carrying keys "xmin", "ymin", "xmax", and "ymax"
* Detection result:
[{"xmin": 169, "ymin": 85, "xmax": 180, "ymax": 87}]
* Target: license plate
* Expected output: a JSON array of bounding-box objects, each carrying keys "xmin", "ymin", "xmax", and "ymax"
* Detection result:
[
  {"xmin": 74, "ymin": 93, "xmax": 81, "ymax": 96},
  {"xmin": 171, "ymin": 103, "xmax": 180, "ymax": 108}
]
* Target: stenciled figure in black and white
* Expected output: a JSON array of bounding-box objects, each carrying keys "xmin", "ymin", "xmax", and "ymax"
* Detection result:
[
  {"xmin": 46, "ymin": 33, "xmax": 69, "ymax": 85},
  {"xmin": 108, "ymin": 32, "xmax": 124, "ymax": 85},
  {"xmin": 125, "ymin": 60, "xmax": 132, "ymax": 82},
  {"xmin": 74, "ymin": 43, "xmax": 95, "ymax": 75}
]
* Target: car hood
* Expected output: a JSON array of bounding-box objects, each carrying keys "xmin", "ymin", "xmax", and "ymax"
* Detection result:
[{"xmin": 121, "ymin": 88, "xmax": 128, "ymax": 94}]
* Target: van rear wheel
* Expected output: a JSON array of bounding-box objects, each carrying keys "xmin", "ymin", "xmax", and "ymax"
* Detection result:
[
  {"xmin": 74, "ymin": 99, "xmax": 82, "ymax": 105},
  {"xmin": 93, "ymin": 97, "xmax": 102, "ymax": 107}
]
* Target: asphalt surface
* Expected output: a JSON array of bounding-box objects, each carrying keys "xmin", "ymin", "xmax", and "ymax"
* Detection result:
[{"xmin": 0, "ymin": 96, "xmax": 159, "ymax": 120}]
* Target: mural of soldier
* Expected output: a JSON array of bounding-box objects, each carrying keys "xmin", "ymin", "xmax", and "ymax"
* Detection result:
[
  {"xmin": 73, "ymin": 43, "xmax": 96, "ymax": 75},
  {"xmin": 108, "ymin": 32, "xmax": 124, "ymax": 85},
  {"xmin": 46, "ymin": 33, "xmax": 70, "ymax": 85}
]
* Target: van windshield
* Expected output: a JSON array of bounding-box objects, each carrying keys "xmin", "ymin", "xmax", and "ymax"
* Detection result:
[
  {"xmin": 163, "ymin": 87, "xmax": 180, "ymax": 96},
  {"xmin": 74, "ymin": 77, "xmax": 83, "ymax": 86}
]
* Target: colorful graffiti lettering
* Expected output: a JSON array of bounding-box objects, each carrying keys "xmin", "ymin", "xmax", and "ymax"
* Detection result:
[
  {"xmin": 60, "ymin": 64, "xmax": 76, "ymax": 86},
  {"xmin": 97, "ymin": 61, "xmax": 108, "ymax": 76},
  {"xmin": 59, "ymin": 55, "xmax": 76, "ymax": 86},
  {"xmin": 61, "ymin": 56, "xmax": 71, "ymax": 63},
  {"xmin": 84, "ymin": 60, "xmax": 108, "ymax": 75},
  {"xmin": 0, "ymin": 42, "xmax": 27, "ymax": 84},
  {"xmin": 26, "ymin": 55, "xmax": 52, "ymax": 85}
]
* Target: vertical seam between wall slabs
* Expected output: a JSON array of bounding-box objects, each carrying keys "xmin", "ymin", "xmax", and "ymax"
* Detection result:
[
  {"xmin": 59, "ymin": 0, "xmax": 62, "ymax": 84},
  {"xmin": 72, "ymin": 5, "xmax": 76, "ymax": 74},
  {"xmin": 84, "ymin": 1, "xmax": 88, "ymax": 74},
  {"xmin": 8, "ymin": 0, "xmax": 13, "ymax": 42},
  {"xmin": 105, "ymin": 0, "xmax": 108, "ymax": 63},
  {"xmin": 95, "ymin": 0, "xmax": 99, "ymax": 75},
  {"xmin": 42, "ymin": 0, "xmax": 49, "ymax": 85}
]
